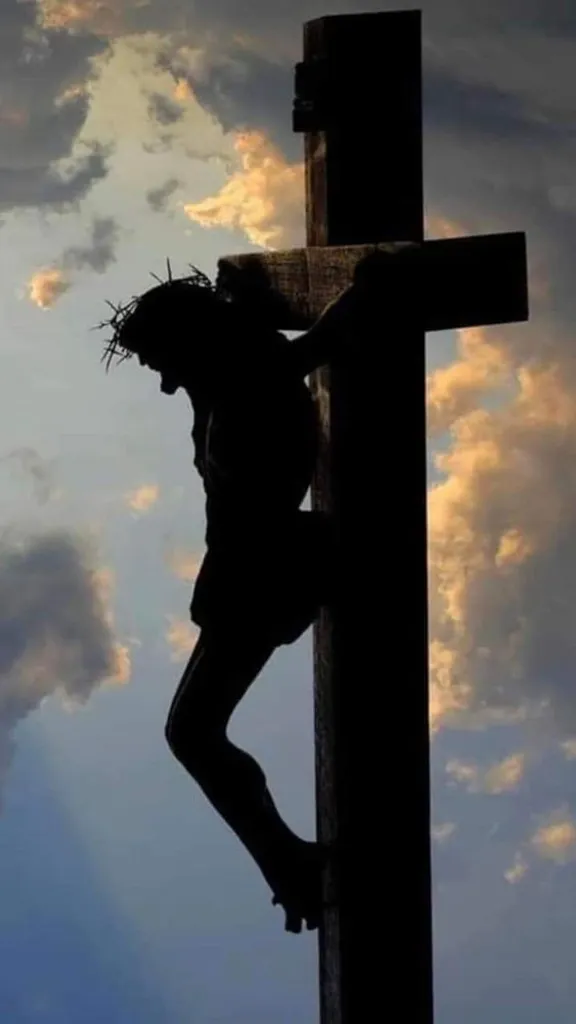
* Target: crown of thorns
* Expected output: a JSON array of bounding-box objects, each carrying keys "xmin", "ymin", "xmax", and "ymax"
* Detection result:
[{"xmin": 94, "ymin": 259, "xmax": 217, "ymax": 372}]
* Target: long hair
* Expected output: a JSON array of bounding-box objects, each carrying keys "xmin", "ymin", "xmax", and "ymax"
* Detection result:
[{"xmin": 95, "ymin": 261, "xmax": 225, "ymax": 372}]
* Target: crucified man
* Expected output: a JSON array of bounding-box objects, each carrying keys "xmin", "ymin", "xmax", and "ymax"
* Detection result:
[{"xmin": 97, "ymin": 259, "xmax": 383, "ymax": 933}]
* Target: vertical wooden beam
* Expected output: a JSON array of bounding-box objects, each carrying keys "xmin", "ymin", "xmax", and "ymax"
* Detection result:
[{"xmin": 296, "ymin": 12, "xmax": 433, "ymax": 1024}]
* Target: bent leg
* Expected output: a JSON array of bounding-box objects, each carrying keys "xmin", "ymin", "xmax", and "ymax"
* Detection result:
[{"xmin": 165, "ymin": 629, "xmax": 323, "ymax": 927}]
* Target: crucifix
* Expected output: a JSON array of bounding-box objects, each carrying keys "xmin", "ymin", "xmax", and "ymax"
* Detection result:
[{"xmin": 217, "ymin": 9, "xmax": 528, "ymax": 1024}]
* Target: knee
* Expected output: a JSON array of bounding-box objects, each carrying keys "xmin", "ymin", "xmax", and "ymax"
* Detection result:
[
  {"xmin": 164, "ymin": 710, "xmax": 220, "ymax": 774},
  {"xmin": 164, "ymin": 711, "xmax": 192, "ymax": 764},
  {"xmin": 164, "ymin": 713, "xmax": 181, "ymax": 760}
]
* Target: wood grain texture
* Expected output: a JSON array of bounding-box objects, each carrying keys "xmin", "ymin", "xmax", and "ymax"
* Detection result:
[
  {"xmin": 217, "ymin": 233, "xmax": 528, "ymax": 331},
  {"xmin": 297, "ymin": 11, "xmax": 431, "ymax": 1024}
]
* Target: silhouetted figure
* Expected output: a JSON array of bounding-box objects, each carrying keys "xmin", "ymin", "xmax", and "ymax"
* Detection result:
[{"xmin": 98, "ymin": 261, "xmax": 385, "ymax": 933}]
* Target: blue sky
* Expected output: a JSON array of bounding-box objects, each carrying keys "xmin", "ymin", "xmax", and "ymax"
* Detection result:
[{"xmin": 2, "ymin": 0, "xmax": 576, "ymax": 1021}]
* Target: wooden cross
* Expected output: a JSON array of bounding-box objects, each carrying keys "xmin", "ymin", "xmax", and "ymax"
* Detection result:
[{"xmin": 217, "ymin": 10, "xmax": 528, "ymax": 1024}]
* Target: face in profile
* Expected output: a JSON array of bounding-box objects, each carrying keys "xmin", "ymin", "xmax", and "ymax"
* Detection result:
[
  {"xmin": 136, "ymin": 348, "xmax": 182, "ymax": 395},
  {"xmin": 115, "ymin": 280, "xmax": 230, "ymax": 398}
]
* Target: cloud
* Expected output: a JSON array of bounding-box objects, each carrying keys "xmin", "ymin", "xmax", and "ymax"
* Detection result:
[
  {"xmin": 62, "ymin": 215, "xmax": 120, "ymax": 271},
  {"xmin": 27, "ymin": 268, "xmax": 71, "ymax": 309},
  {"xmin": 432, "ymin": 822, "xmax": 457, "ymax": 843},
  {"xmin": 155, "ymin": 37, "xmax": 303, "ymax": 162},
  {"xmin": 0, "ymin": 0, "xmax": 111, "ymax": 214},
  {"xmin": 183, "ymin": 129, "xmax": 304, "ymax": 248},
  {"xmin": 27, "ymin": 216, "xmax": 120, "ymax": 306},
  {"xmin": 483, "ymin": 753, "xmax": 526, "ymax": 793},
  {"xmin": 165, "ymin": 615, "xmax": 198, "ymax": 662},
  {"xmin": 125, "ymin": 484, "xmax": 160, "ymax": 513},
  {"xmin": 146, "ymin": 177, "xmax": 181, "ymax": 212},
  {"xmin": 445, "ymin": 753, "xmax": 525, "ymax": 793},
  {"xmin": 0, "ymin": 529, "xmax": 127, "ymax": 803},
  {"xmin": 1, "ymin": 448, "xmax": 58, "ymax": 505},
  {"xmin": 560, "ymin": 738, "xmax": 576, "ymax": 759},
  {"xmin": 427, "ymin": 328, "xmax": 511, "ymax": 436},
  {"xmin": 445, "ymin": 759, "xmax": 480, "ymax": 788},
  {"xmin": 504, "ymin": 852, "xmax": 529, "ymax": 883},
  {"xmin": 428, "ymin": 313, "xmax": 576, "ymax": 735},
  {"xmin": 10, "ymin": 1, "xmax": 576, "ymax": 746},
  {"xmin": 531, "ymin": 811, "xmax": 576, "ymax": 863},
  {"xmin": 37, "ymin": 0, "xmax": 127, "ymax": 35},
  {"xmin": 147, "ymin": 91, "xmax": 185, "ymax": 126},
  {"xmin": 173, "ymin": 78, "xmax": 194, "ymax": 103},
  {"xmin": 166, "ymin": 548, "xmax": 202, "ymax": 582}
]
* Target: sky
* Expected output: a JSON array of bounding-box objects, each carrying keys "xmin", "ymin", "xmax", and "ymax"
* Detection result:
[{"xmin": 1, "ymin": 0, "xmax": 576, "ymax": 1021}]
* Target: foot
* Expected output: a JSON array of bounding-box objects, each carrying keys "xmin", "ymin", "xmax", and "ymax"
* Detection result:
[{"xmin": 271, "ymin": 842, "xmax": 332, "ymax": 934}]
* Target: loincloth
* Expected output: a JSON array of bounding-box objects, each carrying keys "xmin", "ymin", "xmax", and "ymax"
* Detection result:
[{"xmin": 190, "ymin": 510, "xmax": 335, "ymax": 646}]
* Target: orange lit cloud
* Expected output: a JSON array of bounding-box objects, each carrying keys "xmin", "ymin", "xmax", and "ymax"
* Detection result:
[
  {"xmin": 504, "ymin": 811, "xmax": 576, "ymax": 883},
  {"xmin": 531, "ymin": 813, "xmax": 576, "ymax": 863},
  {"xmin": 125, "ymin": 484, "xmax": 160, "ymax": 513},
  {"xmin": 37, "ymin": 0, "xmax": 123, "ymax": 34},
  {"xmin": 425, "ymin": 214, "xmax": 465, "ymax": 239},
  {"xmin": 166, "ymin": 549, "xmax": 203, "ymax": 582},
  {"xmin": 427, "ymin": 327, "xmax": 510, "ymax": 436},
  {"xmin": 92, "ymin": 566, "xmax": 132, "ymax": 687},
  {"xmin": 165, "ymin": 616, "xmax": 198, "ymax": 662},
  {"xmin": 173, "ymin": 78, "xmax": 194, "ymax": 103},
  {"xmin": 107, "ymin": 642, "xmax": 131, "ymax": 685},
  {"xmin": 426, "ymin": 256, "xmax": 576, "ymax": 735},
  {"xmin": 55, "ymin": 83, "xmax": 88, "ymax": 108},
  {"xmin": 183, "ymin": 129, "xmax": 304, "ymax": 248},
  {"xmin": 26, "ymin": 218, "xmax": 119, "ymax": 308},
  {"xmin": 0, "ymin": 106, "xmax": 29, "ymax": 127},
  {"xmin": 27, "ymin": 268, "xmax": 71, "ymax": 309},
  {"xmin": 445, "ymin": 753, "xmax": 525, "ymax": 794}
]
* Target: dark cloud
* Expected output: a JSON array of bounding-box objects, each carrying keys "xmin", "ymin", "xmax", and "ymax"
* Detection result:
[
  {"xmin": 2, "ymin": 448, "xmax": 57, "ymax": 505},
  {"xmin": 146, "ymin": 177, "xmax": 181, "ymax": 212},
  {"xmin": 154, "ymin": 44, "xmax": 301, "ymax": 161},
  {"xmin": 147, "ymin": 91, "xmax": 185, "ymax": 126},
  {"xmin": 0, "ymin": 529, "xmax": 121, "ymax": 801},
  {"xmin": 1, "ymin": 1, "xmax": 573, "ymax": 216},
  {"xmin": 62, "ymin": 215, "xmax": 120, "ymax": 272},
  {"xmin": 0, "ymin": 0, "xmax": 112, "ymax": 213}
]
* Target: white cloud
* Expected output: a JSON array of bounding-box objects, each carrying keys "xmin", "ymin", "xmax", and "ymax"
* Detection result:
[
  {"xmin": 445, "ymin": 753, "xmax": 526, "ymax": 793},
  {"xmin": 560, "ymin": 738, "xmax": 576, "ymax": 759},
  {"xmin": 432, "ymin": 822, "xmax": 457, "ymax": 843},
  {"xmin": 504, "ymin": 852, "xmax": 529, "ymax": 883}
]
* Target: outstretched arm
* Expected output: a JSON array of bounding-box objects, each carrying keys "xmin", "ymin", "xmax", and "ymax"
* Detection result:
[
  {"xmin": 288, "ymin": 249, "xmax": 418, "ymax": 378},
  {"xmin": 288, "ymin": 283, "xmax": 378, "ymax": 378}
]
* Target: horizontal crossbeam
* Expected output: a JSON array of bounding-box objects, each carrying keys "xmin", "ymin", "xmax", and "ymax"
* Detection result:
[{"xmin": 217, "ymin": 232, "xmax": 528, "ymax": 333}]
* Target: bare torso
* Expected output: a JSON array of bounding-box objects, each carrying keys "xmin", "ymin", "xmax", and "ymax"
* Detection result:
[{"xmin": 189, "ymin": 330, "xmax": 320, "ymax": 546}]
